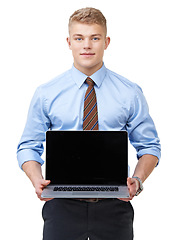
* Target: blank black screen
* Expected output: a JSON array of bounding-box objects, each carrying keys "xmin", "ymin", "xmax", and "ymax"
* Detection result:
[{"xmin": 46, "ymin": 131, "xmax": 128, "ymax": 185}]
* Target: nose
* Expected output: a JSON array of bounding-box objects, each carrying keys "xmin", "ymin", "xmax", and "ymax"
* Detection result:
[{"xmin": 83, "ymin": 38, "xmax": 92, "ymax": 49}]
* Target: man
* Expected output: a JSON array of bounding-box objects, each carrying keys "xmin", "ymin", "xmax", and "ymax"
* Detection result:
[{"xmin": 17, "ymin": 7, "xmax": 161, "ymax": 240}]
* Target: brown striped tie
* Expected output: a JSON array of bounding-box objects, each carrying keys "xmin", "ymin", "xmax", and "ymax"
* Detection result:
[{"xmin": 83, "ymin": 77, "xmax": 99, "ymax": 130}]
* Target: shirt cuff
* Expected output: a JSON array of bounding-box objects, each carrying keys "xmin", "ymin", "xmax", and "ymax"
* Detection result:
[
  {"xmin": 17, "ymin": 149, "xmax": 45, "ymax": 170},
  {"xmin": 137, "ymin": 148, "xmax": 161, "ymax": 165}
]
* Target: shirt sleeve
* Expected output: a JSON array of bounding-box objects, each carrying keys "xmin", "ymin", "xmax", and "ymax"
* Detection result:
[
  {"xmin": 126, "ymin": 84, "xmax": 161, "ymax": 163},
  {"xmin": 17, "ymin": 86, "xmax": 51, "ymax": 169}
]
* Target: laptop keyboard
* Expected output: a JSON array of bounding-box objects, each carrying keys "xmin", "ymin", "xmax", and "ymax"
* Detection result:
[{"xmin": 53, "ymin": 186, "xmax": 119, "ymax": 192}]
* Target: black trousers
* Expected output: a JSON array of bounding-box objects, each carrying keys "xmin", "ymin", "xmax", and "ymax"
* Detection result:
[{"xmin": 42, "ymin": 198, "xmax": 134, "ymax": 240}]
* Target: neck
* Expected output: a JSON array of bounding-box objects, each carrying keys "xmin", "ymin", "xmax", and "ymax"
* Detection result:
[{"xmin": 74, "ymin": 62, "xmax": 103, "ymax": 76}]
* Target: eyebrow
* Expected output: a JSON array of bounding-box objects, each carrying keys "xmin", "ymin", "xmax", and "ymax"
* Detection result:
[{"xmin": 72, "ymin": 34, "xmax": 102, "ymax": 37}]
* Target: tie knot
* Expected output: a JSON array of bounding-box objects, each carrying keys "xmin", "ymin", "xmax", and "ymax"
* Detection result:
[{"xmin": 86, "ymin": 77, "xmax": 94, "ymax": 86}]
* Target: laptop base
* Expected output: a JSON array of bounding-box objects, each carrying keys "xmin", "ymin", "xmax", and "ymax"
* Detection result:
[{"xmin": 41, "ymin": 185, "xmax": 130, "ymax": 199}]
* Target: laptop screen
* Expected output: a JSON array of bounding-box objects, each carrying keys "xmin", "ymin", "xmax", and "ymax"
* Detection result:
[{"xmin": 46, "ymin": 131, "xmax": 128, "ymax": 185}]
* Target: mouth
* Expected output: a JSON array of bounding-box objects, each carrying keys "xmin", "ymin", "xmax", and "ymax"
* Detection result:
[{"xmin": 80, "ymin": 53, "xmax": 95, "ymax": 56}]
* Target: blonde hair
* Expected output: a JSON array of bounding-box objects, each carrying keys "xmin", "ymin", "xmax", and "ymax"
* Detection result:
[{"xmin": 69, "ymin": 7, "xmax": 107, "ymax": 35}]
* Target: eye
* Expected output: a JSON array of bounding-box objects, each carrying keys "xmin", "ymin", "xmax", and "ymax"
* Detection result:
[
  {"xmin": 93, "ymin": 37, "xmax": 99, "ymax": 41},
  {"xmin": 76, "ymin": 38, "xmax": 82, "ymax": 41}
]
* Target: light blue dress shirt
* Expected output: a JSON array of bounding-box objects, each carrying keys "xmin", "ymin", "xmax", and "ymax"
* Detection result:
[{"xmin": 17, "ymin": 64, "xmax": 161, "ymax": 169}]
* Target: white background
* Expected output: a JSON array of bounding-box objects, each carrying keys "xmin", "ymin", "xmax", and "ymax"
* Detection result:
[{"xmin": 0, "ymin": 0, "xmax": 177, "ymax": 239}]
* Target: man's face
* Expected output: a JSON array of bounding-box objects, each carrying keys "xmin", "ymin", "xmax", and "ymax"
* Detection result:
[{"xmin": 67, "ymin": 22, "xmax": 110, "ymax": 76}]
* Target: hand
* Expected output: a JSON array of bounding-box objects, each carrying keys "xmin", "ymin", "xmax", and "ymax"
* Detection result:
[
  {"xmin": 22, "ymin": 161, "xmax": 53, "ymax": 202},
  {"xmin": 33, "ymin": 179, "xmax": 53, "ymax": 202},
  {"xmin": 118, "ymin": 177, "xmax": 140, "ymax": 202}
]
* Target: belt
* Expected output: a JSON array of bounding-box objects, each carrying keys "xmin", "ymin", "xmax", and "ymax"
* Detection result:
[{"xmin": 75, "ymin": 198, "xmax": 103, "ymax": 203}]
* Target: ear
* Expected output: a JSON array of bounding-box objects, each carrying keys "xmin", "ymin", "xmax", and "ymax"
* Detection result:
[
  {"xmin": 66, "ymin": 37, "xmax": 71, "ymax": 49},
  {"xmin": 105, "ymin": 37, "xmax": 110, "ymax": 50}
]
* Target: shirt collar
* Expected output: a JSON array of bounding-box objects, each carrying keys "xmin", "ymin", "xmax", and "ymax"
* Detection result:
[{"xmin": 71, "ymin": 63, "xmax": 107, "ymax": 88}]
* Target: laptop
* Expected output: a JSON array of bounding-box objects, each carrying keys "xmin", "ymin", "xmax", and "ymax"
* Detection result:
[{"xmin": 41, "ymin": 130, "xmax": 130, "ymax": 199}]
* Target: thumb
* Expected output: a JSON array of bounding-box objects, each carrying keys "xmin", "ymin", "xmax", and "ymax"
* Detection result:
[
  {"xmin": 41, "ymin": 179, "xmax": 51, "ymax": 187},
  {"xmin": 127, "ymin": 177, "xmax": 134, "ymax": 186}
]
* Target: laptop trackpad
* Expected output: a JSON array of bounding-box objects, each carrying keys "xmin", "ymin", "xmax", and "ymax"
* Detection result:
[{"xmin": 72, "ymin": 192, "xmax": 99, "ymax": 196}]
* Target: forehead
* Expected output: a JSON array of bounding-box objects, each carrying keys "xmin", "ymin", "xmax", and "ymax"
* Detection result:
[{"xmin": 69, "ymin": 22, "xmax": 106, "ymax": 37}]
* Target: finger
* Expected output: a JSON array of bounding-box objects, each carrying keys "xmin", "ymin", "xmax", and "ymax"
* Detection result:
[
  {"xmin": 35, "ymin": 188, "xmax": 43, "ymax": 199},
  {"xmin": 36, "ymin": 191, "xmax": 53, "ymax": 201},
  {"xmin": 129, "ymin": 184, "xmax": 137, "ymax": 198},
  {"xmin": 40, "ymin": 197, "xmax": 54, "ymax": 202},
  {"xmin": 35, "ymin": 184, "xmax": 45, "ymax": 198},
  {"xmin": 118, "ymin": 197, "xmax": 133, "ymax": 202},
  {"xmin": 129, "ymin": 190, "xmax": 136, "ymax": 198}
]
